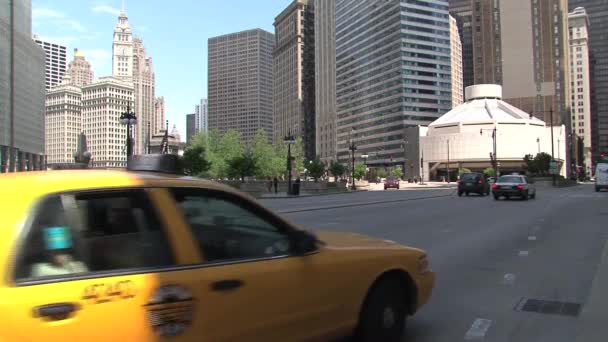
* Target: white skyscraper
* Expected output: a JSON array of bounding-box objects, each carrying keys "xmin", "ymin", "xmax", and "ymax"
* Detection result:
[
  {"xmin": 45, "ymin": 75, "xmax": 82, "ymax": 164},
  {"xmin": 111, "ymin": 8, "xmax": 155, "ymax": 155},
  {"xmin": 82, "ymin": 76, "xmax": 134, "ymax": 168},
  {"xmin": 195, "ymin": 98, "xmax": 208, "ymax": 133},
  {"xmin": 569, "ymin": 7, "xmax": 593, "ymax": 174},
  {"xmin": 450, "ymin": 15, "xmax": 464, "ymax": 107}
]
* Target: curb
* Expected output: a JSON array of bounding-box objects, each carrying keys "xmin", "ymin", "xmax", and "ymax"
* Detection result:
[
  {"xmin": 258, "ymin": 189, "xmax": 367, "ymax": 200},
  {"xmin": 277, "ymin": 189, "xmax": 456, "ymax": 214}
]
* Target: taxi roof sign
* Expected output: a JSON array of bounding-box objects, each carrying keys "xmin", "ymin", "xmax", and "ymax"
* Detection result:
[{"xmin": 127, "ymin": 154, "xmax": 182, "ymax": 174}]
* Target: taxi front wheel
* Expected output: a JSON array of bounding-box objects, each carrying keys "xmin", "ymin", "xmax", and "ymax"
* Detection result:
[{"xmin": 355, "ymin": 277, "xmax": 407, "ymax": 342}]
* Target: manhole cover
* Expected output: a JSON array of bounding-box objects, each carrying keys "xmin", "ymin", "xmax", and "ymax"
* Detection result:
[{"xmin": 515, "ymin": 298, "xmax": 581, "ymax": 317}]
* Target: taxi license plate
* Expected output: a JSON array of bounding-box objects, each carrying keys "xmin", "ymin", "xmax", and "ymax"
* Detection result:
[
  {"xmin": 502, "ymin": 186, "xmax": 511, "ymax": 189},
  {"xmin": 466, "ymin": 183, "xmax": 472, "ymax": 186}
]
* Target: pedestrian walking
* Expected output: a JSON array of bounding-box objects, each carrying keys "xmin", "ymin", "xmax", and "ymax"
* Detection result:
[
  {"xmin": 273, "ymin": 177, "xmax": 278, "ymax": 194},
  {"xmin": 266, "ymin": 177, "xmax": 272, "ymax": 192}
]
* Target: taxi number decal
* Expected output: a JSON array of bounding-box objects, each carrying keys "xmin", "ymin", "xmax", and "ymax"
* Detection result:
[{"xmin": 82, "ymin": 280, "xmax": 136, "ymax": 304}]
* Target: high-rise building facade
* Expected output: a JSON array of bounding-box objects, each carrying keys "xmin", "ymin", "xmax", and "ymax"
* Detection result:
[
  {"xmin": 195, "ymin": 98, "xmax": 208, "ymax": 133},
  {"xmin": 208, "ymin": 29, "xmax": 274, "ymax": 144},
  {"xmin": 1, "ymin": 0, "xmax": 46, "ymax": 173},
  {"xmin": 82, "ymin": 76, "xmax": 134, "ymax": 168},
  {"xmin": 33, "ymin": 35, "xmax": 67, "ymax": 90},
  {"xmin": 314, "ymin": 0, "xmax": 336, "ymax": 164},
  {"xmin": 448, "ymin": 0, "xmax": 474, "ymax": 92},
  {"xmin": 450, "ymin": 15, "xmax": 464, "ymax": 107},
  {"xmin": 569, "ymin": 0, "xmax": 608, "ymax": 164},
  {"xmin": 112, "ymin": 10, "xmax": 156, "ymax": 155},
  {"xmin": 154, "ymin": 96, "xmax": 165, "ymax": 134},
  {"xmin": 186, "ymin": 113, "xmax": 196, "ymax": 145},
  {"xmin": 45, "ymin": 75, "xmax": 82, "ymax": 165},
  {"xmin": 273, "ymin": 0, "xmax": 316, "ymax": 159},
  {"xmin": 66, "ymin": 48, "xmax": 94, "ymax": 87},
  {"xmin": 568, "ymin": 7, "xmax": 592, "ymax": 174},
  {"xmin": 471, "ymin": 0, "xmax": 571, "ymax": 126},
  {"xmin": 335, "ymin": 0, "xmax": 452, "ymax": 167}
]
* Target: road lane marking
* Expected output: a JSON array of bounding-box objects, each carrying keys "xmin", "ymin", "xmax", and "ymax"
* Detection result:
[
  {"xmin": 519, "ymin": 251, "xmax": 529, "ymax": 257},
  {"xmin": 528, "ymin": 236, "xmax": 537, "ymax": 241},
  {"xmin": 503, "ymin": 273, "xmax": 516, "ymax": 285},
  {"xmin": 464, "ymin": 318, "xmax": 492, "ymax": 340}
]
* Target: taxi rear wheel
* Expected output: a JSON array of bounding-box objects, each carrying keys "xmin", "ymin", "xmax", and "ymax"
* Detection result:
[{"xmin": 356, "ymin": 277, "xmax": 407, "ymax": 342}]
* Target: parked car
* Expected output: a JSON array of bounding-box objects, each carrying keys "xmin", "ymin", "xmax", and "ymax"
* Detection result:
[
  {"xmin": 492, "ymin": 174, "xmax": 536, "ymax": 200},
  {"xmin": 384, "ymin": 176, "xmax": 400, "ymax": 190},
  {"xmin": 458, "ymin": 172, "xmax": 490, "ymax": 196}
]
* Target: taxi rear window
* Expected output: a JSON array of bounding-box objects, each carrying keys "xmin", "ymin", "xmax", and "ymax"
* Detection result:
[{"xmin": 13, "ymin": 189, "xmax": 176, "ymax": 283}]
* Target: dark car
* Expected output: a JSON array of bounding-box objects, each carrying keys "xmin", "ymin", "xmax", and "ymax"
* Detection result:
[
  {"xmin": 492, "ymin": 174, "xmax": 536, "ymax": 200},
  {"xmin": 458, "ymin": 172, "xmax": 490, "ymax": 196},
  {"xmin": 384, "ymin": 176, "xmax": 400, "ymax": 190}
]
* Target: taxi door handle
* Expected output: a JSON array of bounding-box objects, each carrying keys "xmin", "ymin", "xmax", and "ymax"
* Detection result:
[
  {"xmin": 211, "ymin": 279, "xmax": 243, "ymax": 292},
  {"xmin": 34, "ymin": 303, "xmax": 79, "ymax": 320}
]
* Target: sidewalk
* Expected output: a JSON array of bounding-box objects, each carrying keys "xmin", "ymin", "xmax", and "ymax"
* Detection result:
[
  {"xmin": 258, "ymin": 189, "xmax": 366, "ymax": 199},
  {"xmin": 367, "ymin": 181, "xmax": 457, "ymax": 191}
]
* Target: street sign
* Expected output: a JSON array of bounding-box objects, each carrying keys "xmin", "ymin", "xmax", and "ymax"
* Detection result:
[{"xmin": 549, "ymin": 161, "xmax": 558, "ymax": 174}]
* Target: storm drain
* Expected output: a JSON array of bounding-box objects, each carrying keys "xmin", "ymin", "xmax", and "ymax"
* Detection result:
[{"xmin": 515, "ymin": 298, "xmax": 582, "ymax": 317}]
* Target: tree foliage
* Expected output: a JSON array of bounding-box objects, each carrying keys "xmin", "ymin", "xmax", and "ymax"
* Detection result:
[
  {"xmin": 390, "ymin": 167, "xmax": 403, "ymax": 179},
  {"xmin": 181, "ymin": 144, "xmax": 211, "ymax": 176},
  {"xmin": 458, "ymin": 167, "xmax": 472, "ymax": 176},
  {"xmin": 307, "ymin": 158, "xmax": 326, "ymax": 182},
  {"xmin": 329, "ymin": 162, "xmax": 346, "ymax": 180},
  {"xmin": 483, "ymin": 167, "xmax": 495, "ymax": 178},
  {"xmin": 523, "ymin": 152, "xmax": 552, "ymax": 175},
  {"xmin": 227, "ymin": 152, "xmax": 257, "ymax": 183},
  {"xmin": 353, "ymin": 163, "xmax": 367, "ymax": 180}
]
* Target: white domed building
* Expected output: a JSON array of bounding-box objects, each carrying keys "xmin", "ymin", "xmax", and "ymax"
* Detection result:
[{"xmin": 406, "ymin": 84, "xmax": 566, "ymax": 181}]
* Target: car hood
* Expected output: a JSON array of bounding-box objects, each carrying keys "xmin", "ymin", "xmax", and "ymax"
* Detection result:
[{"xmin": 313, "ymin": 230, "xmax": 418, "ymax": 251}]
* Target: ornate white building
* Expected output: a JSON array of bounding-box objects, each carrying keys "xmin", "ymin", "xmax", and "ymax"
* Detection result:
[
  {"xmin": 82, "ymin": 76, "xmax": 134, "ymax": 168},
  {"xmin": 66, "ymin": 48, "xmax": 94, "ymax": 87},
  {"xmin": 45, "ymin": 75, "xmax": 82, "ymax": 165},
  {"xmin": 154, "ymin": 96, "xmax": 165, "ymax": 134},
  {"xmin": 111, "ymin": 8, "xmax": 156, "ymax": 155}
]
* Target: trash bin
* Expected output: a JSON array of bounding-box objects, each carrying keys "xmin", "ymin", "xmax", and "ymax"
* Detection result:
[{"xmin": 292, "ymin": 182, "xmax": 300, "ymax": 195}]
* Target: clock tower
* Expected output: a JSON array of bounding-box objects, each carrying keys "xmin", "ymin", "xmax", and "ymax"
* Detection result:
[{"xmin": 112, "ymin": 5, "xmax": 133, "ymax": 78}]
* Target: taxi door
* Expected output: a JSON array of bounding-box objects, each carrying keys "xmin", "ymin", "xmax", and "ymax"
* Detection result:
[
  {"xmin": 0, "ymin": 189, "xmax": 204, "ymax": 342},
  {"xmin": 157, "ymin": 187, "xmax": 344, "ymax": 341}
]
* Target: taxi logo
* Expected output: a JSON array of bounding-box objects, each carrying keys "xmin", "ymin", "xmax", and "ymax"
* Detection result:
[{"xmin": 145, "ymin": 285, "xmax": 194, "ymax": 337}]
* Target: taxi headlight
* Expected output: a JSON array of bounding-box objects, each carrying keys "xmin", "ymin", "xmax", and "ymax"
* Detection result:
[{"xmin": 417, "ymin": 254, "xmax": 430, "ymax": 274}]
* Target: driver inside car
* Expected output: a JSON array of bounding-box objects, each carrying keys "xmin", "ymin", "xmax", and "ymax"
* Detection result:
[{"xmin": 30, "ymin": 226, "xmax": 88, "ymax": 277}]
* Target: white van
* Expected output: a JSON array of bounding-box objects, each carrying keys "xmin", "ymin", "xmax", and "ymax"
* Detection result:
[{"xmin": 595, "ymin": 161, "xmax": 608, "ymax": 192}]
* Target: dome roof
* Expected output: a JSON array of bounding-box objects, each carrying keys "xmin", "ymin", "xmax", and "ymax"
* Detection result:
[{"xmin": 429, "ymin": 84, "xmax": 545, "ymax": 127}]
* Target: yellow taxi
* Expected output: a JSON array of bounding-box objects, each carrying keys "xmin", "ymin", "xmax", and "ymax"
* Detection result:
[{"xmin": 0, "ymin": 155, "xmax": 434, "ymax": 342}]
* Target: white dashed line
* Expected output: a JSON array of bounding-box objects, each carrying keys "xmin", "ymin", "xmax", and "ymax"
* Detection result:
[
  {"xmin": 502, "ymin": 273, "xmax": 516, "ymax": 285},
  {"xmin": 464, "ymin": 318, "xmax": 493, "ymax": 340},
  {"xmin": 519, "ymin": 251, "xmax": 529, "ymax": 257},
  {"xmin": 528, "ymin": 236, "xmax": 537, "ymax": 241}
]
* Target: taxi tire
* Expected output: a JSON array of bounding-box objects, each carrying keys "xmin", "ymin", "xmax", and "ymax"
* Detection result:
[{"xmin": 356, "ymin": 277, "xmax": 407, "ymax": 342}]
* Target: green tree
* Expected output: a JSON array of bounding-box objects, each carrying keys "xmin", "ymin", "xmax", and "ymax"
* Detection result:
[
  {"xmin": 483, "ymin": 167, "xmax": 495, "ymax": 178},
  {"xmin": 329, "ymin": 162, "xmax": 345, "ymax": 181},
  {"xmin": 181, "ymin": 144, "xmax": 211, "ymax": 177},
  {"xmin": 523, "ymin": 154, "xmax": 536, "ymax": 174},
  {"xmin": 534, "ymin": 152, "xmax": 552, "ymax": 175},
  {"xmin": 227, "ymin": 152, "xmax": 257, "ymax": 183},
  {"xmin": 251, "ymin": 129, "xmax": 276, "ymax": 178},
  {"xmin": 458, "ymin": 167, "xmax": 472, "ymax": 177},
  {"xmin": 206, "ymin": 129, "xmax": 243, "ymax": 179},
  {"xmin": 390, "ymin": 167, "xmax": 403, "ymax": 179},
  {"xmin": 353, "ymin": 163, "xmax": 367, "ymax": 180},
  {"xmin": 307, "ymin": 158, "xmax": 326, "ymax": 182},
  {"xmin": 376, "ymin": 168, "xmax": 387, "ymax": 179}
]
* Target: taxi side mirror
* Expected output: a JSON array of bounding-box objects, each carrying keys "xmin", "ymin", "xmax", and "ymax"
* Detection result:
[{"xmin": 291, "ymin": 230, "xmax": 318, "ymax": 255}]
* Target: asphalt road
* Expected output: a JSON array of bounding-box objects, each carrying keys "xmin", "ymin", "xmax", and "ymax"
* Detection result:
[{"xmin": 259, "ymin": 184, "xmax": 608, "ymax": 342}]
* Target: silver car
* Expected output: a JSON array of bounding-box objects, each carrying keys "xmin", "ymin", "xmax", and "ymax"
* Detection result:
[{"xmin": 492, "ymin": 175, "xmax": 536, "ymax": 200}]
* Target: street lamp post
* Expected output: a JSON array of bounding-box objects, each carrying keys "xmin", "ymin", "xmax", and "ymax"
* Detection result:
[
  {"xmin": 480, "ymin": 127, "xmax": 498, "ymax": 180},
  {"xmin": 446, "ymin": 138, "xmax": 450, "ymax": 183},
  {"xmin": 349, "ymin": 128, "xmax": 357, "ymax": 191},
  {"xmin": 283, "ymin": 129, "xmax": 296, "ymax": 195},
  {"xmin": 120, "ymin": 104, "xmax": 137, "ymax": 158}
]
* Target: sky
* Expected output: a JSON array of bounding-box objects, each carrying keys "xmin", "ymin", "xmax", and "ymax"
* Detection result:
[{"xmin": 32, "ymin": 0, "xmax": 292, "ymax": 140}]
